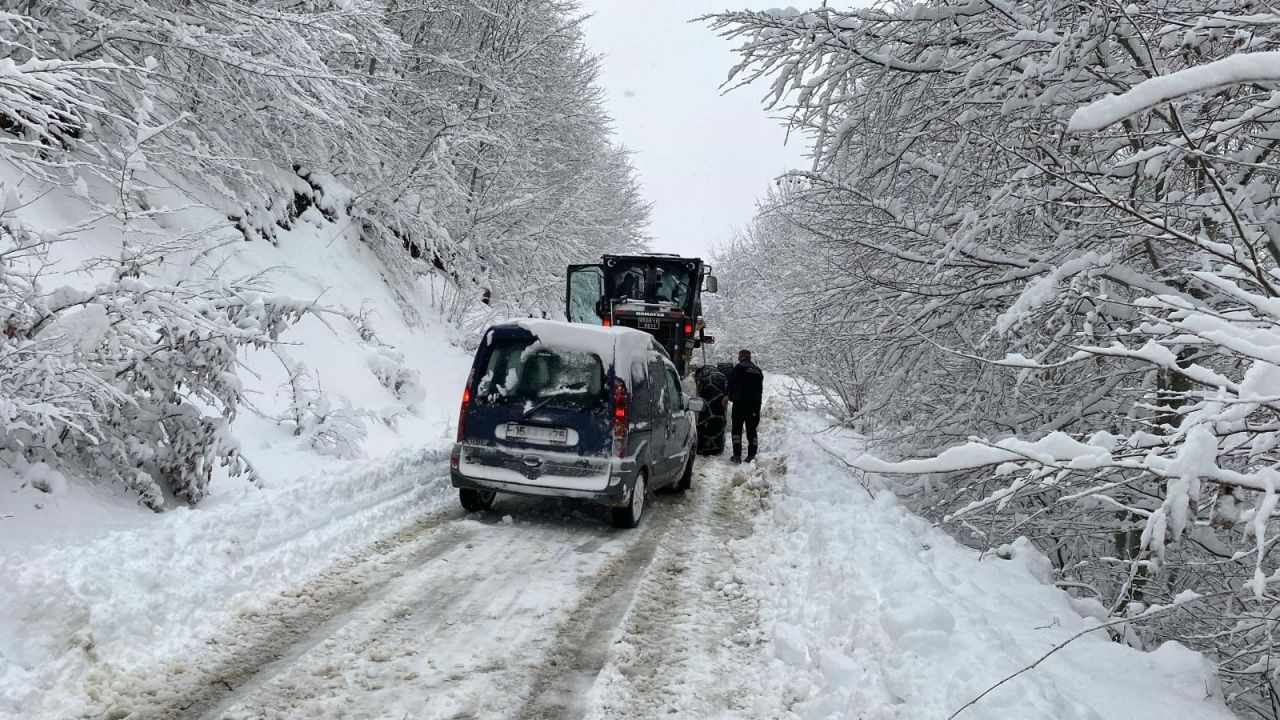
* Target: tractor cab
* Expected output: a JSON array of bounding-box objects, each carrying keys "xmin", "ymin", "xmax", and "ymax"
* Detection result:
[{"xmin": 566, "ymin": 254, "xmax": 717, "ymax": 376}]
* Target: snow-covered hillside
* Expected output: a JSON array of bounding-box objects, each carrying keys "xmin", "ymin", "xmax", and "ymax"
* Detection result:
[
  {"xmin": 0, "ymin": 166, "xmax": 481, "ymax": 712},
  {"xmin": 0, "ymin": 2, "xmax": 651, "ymax": 714},
  {"xmin": 0, "ymin": 168, "xmax": 473, "ymax": 539}
]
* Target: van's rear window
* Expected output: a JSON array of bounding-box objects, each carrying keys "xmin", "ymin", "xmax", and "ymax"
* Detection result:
[{"xmin": 476, "ymin": 339, "xmax": 606, "ymax": 407}]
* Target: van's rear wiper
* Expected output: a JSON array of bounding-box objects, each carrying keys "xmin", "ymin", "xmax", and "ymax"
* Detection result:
[
  {"xmin": 521, "ymin": 396, "xmax": 557, "ymax": 419},
  {"xmin": 521, "ymin": 385, "xmax": 588, "ymax": 419}
]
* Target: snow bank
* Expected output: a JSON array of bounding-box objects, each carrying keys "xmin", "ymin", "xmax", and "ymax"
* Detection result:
[
  {"xmin": 0, "ymin": 163, "xmax": 476, "ymax": 717},
  {"xmin": 0, "ymin": 447, "xmax": 454, "ymax": 719},
  {"xmin": 1069, "ymin": 51, "xmax": 1280, "ymax": 132},
  {"xmin": 734, "ymin": 391, "xmax": 1233, "ymax": 720}
]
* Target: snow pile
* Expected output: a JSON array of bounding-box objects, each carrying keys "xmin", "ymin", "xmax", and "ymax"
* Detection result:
[{"xmin": 733, "ymin": 392, "xmax": 1233, "ymax": 720}]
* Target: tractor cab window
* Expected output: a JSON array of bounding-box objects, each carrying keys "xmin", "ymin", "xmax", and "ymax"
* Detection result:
[
  {"xmin": 653, "ymin": 265, "xmax": 691, "ymax": 306},
  {"xmin": 566, "ymin": 264, "xmax": 605, "ymax": 323},
  {"xmin": 612, "ymin": 266, "xmax": 646, "ymax": 301},
  {"xmin": 607, "ymin": 260, "xmax": 693, "ymax": 307}
]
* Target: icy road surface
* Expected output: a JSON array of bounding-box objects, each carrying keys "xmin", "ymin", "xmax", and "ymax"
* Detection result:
[{"xmin": 3, "ymin": 393, "xmax": 1235, "ymax": 720}]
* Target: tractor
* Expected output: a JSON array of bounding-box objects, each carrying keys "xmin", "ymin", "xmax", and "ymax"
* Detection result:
[{"xmin": 565, "ymin": 253, "xmax": 717, "ymax": 376}]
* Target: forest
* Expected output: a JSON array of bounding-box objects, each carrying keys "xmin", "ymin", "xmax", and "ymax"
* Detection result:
[{"xmin": 709, "ymin": 2, "xmax": 1280, "ymax": 715}]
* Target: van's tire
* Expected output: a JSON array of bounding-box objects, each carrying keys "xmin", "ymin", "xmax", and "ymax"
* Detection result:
[
  {"xmin": 675, "ymin": 454, "xmax": 694, "ymax": 492},
  {"xmin": 612, "ymin": 471, "xmax": 647, "ymax": 529},
  {"xmin": 460, "ymin": 488, "xmax": 496, "ymax": 512}
]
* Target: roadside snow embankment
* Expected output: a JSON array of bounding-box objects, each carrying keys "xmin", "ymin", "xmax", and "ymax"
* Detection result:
[
  {"xmin": 738, "ymin": 399, "xmax": 1233, "ymax": 720},
  {"xmin": 0, "ymin": 447, "xmax": 454, "ymax": 719},
  {"xmin": 0, "ymin": 170, "xmax": 476, "ymax": 719}
]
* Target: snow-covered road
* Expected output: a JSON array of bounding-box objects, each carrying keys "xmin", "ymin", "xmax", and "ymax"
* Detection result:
[
  {"xmin": 58, "ymin": 459, "xmax": 761, "ymax": 720},
  {"xmin": 2, "ymin": 391, "xmax": 1239, "ymax": 720}
]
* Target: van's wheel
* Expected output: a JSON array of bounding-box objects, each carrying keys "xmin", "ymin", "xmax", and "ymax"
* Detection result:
[
  {"xmin": 460, "ymin": 488, "xmax": 496, "ymax": 512},
  {"xmin": 612, "ymin": 471, "xmax": 647, "ymax": 529},
  {"xmin": 676, "ymin": 454, "xmax": 694, "ymax": 492}
]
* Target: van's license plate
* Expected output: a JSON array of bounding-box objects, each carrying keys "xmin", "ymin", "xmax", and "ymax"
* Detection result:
[
  {"xmin": 639, "ymin": 317, "xmax": 661, "ymax": 329},
  {"xmin": 506, "ymin": 424, "xmax": 568, "ymax": 444}
]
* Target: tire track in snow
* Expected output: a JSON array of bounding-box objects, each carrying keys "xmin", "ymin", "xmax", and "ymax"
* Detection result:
[
  {"xmin": 584, "ymin": 462, "xmax": 768, "ymax": 719},
  {"xmin": 194, "ymin": 493, "xmax": 693, "ymax": 720},
  {"xmin": 581, "ymin": 404, "xmax": 783, "ymax": 719},
  {"xmin": 77, "ymin": 471, "xmax": 711, "ymax": 720},
  {"xmin": 517, "ymin": 453, "xmax": 771, "ymax": 720},
  {"xmin": 512, "ymin": 495, "xmax": 686, "ymax": 720},
  {"xmin": 78, "ymin": 498, "xmax": 469, "ymax": 720}
]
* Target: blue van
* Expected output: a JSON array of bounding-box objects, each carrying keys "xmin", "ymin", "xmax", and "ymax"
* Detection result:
[{"xmin": 450, "ymin": 319, "xmax": 703, "ymax": 528}]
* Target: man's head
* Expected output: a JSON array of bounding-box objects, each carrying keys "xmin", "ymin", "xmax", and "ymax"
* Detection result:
[{"xmin": 738, "ymin": 349, "xmax": 752, "ymax": 363}]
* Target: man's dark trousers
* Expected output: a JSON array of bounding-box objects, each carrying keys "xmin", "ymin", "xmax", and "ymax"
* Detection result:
[{"xmin": 732, "ymin": 404, "xmax": 759, "ymax": 459}]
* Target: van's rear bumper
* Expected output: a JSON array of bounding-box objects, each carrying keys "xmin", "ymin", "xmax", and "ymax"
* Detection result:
[{"xmin": 450, "ymin": 443, "xmax": 636, "ymax": 506}]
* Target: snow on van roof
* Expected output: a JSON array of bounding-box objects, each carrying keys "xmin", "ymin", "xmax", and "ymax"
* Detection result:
[{"xmin": 503, "ymin": 319, "xmax": 657, "ymax": 371}]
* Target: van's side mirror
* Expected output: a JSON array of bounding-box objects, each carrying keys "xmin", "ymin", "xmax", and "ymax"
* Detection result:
[
  {"xmin": 704, "ymin": 275, "xmax": 718, "ymax": 294},
  {"xmin": 686, "ymin": 397, "xmax": 705, "ymax": 412}
]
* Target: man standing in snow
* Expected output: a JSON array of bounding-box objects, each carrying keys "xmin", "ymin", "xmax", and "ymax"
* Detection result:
[{"xmin": 727, "ymin": 349, "xmax": 764, "ymax": 463}]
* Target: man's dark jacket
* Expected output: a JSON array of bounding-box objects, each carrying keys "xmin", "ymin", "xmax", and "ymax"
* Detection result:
[{"xmin": 727, "ymin": 359, "xmax": 764, "ymax": 412}]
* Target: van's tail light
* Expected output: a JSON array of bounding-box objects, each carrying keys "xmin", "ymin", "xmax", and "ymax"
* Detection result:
[
  {"xmin": 602, "ymin": 315, "xmax": 611, "ymax": 327},
  {"xmin": 683, "ymin": 319, "xmax": 693, "ymax": 335},
  {"xmin": 611, "ymin": 378, "xmax": 628, "ymax": 458},
  {"xmin": 456, "ymin": 369, "xmax": 473, "ymax": 442}
]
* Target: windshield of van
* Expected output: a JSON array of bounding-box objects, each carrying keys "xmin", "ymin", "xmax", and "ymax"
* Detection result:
[{"xmin": 476, "ymin": 339, "xmax": 606, "ymax": 409}]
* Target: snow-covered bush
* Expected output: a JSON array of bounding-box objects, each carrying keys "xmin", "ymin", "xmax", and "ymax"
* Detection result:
[
  {"xmin": 0, "ymin": 12, "xmax": 118, "ymax": 178},
  {"xmin": 1, "ymin": 207, "xmax": 310, "ymax": 508},
  {"xmin": 367, "ymin": 345, "xmax": 425, "ymax": 410},
  {"xmin": 299, "ymin": 396, "xmax": 370, "ymax": 460},
  {"xmin": 274, "ymin": 352, "xmax": 371, "ymax": 460}
]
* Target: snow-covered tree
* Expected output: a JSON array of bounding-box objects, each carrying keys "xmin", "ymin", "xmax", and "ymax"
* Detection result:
[
  {"xmin": 1, "ymin": 0, "xmax": 648, "ymax": 505},
  {"xmin": 1, "ymin": 204, "xmax": 313, "ymax": 508},
  {"xmin": 711, "ymin": 2, "xmax": 1280, "ymax": 713}
]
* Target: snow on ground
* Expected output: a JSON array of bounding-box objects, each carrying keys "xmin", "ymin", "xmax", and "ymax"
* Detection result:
[
  {"xmin": 696, "ymin": 382, "xmax": 1236, "ymax": 720},
  {"xmin": 0, "ymin": 175, "xmax": 476, "ymax": 718},
  {"xmin": 0, "ymin": 348, "xmax": 1240, "ymax": 720},
  {"xmin": 0, "ymin": 448, "xmax": 461, "ymax": 719}
]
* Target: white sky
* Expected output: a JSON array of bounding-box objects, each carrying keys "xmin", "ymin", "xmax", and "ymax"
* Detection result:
[{"xmin": 579, "ymin": 1, "xmax": 810, "ymax": 258}]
